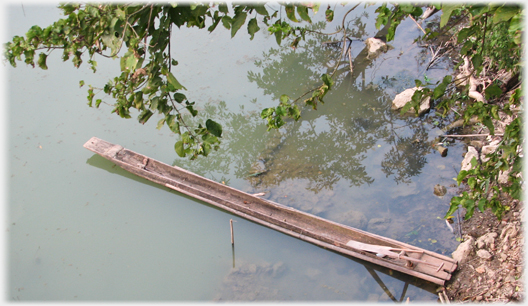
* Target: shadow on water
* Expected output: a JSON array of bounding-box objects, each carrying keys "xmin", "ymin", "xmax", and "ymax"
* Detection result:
[{"xmin": 86, "ymin": 153, "xmax": 438, "ymax": 301}]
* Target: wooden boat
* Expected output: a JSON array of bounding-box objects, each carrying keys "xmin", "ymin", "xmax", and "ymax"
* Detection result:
[{"xmin": 83, "ymin": 137, "xmax": 457, "ymax": 286}]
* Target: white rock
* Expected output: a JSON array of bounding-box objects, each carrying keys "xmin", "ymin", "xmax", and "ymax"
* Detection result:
[
  {"xmin": 476, "ymin": 232, "xmax": 497, "ymax": 249},
  {"xmin": 498, "ymin": 169, "xmax": 511, "ymax": 185},
  {"xmin": 452, "ymin": 236, "xmax": 474, "ymax": 264},
  {"xmin": 461, "ymin": 146, "xmax": 479, "ymax": 171},
  {"xmin": 476, "ymin": 249, "xmax": 493, "ymax": 260},
  {"xmin": 365, "ymin": 37, "xmax": 388, "ymax": 59},
  {"xmin": 481, "ymin": 144, "xmax": 498, "ymax": 162},
  {"xmin": 391, "ymin": 87, "xmax": 431, "ymax": 116}
]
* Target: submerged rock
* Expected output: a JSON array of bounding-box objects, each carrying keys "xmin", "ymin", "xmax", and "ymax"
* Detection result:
[
  {"xmin": 214, "ymin": 260, "xmax": 287, "ymax": 301},
  {"xmin": 433, "ymin": 184, "xmax": 447, "ymax": 197},
  {"xmin": 365, "ymin": 37, "xmax": 388, "ymax": 59},
  {"xmin": 391, "ymin": 87, "xmax": 431, "ymax": 116},
  {"xmin": 367, "ymin": 217, "xmax": 391, "ymax": 233}
]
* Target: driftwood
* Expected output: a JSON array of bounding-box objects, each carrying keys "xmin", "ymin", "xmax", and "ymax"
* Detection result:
[
  {"xmin": 442, "ymin": 116, "xmax": 480, "ymax": 133},
  {"xmin": 442, "ymin": 133, "xmax": 503, "ymax": 138}
]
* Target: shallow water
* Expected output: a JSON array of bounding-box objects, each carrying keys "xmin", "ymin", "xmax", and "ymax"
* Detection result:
[{"xmin": 6, "ymin": 4, "xmax": 464, "ymax": 301}]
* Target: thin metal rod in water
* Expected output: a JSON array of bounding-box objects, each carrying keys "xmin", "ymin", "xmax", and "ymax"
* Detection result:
[{"xmin": 230, "ymin": 219, "xmax": 234, "ymax": 245}]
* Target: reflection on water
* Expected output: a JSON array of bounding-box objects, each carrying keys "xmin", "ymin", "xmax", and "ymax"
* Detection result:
[{"xmin": 8, "ymin": 3, "xmax": 464, "ymax": 302}]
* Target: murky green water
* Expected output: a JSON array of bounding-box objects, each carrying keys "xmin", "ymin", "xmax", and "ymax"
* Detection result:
[{"xmin": 6, "ymin": 4, "xmax": 465, "ymax": 301}]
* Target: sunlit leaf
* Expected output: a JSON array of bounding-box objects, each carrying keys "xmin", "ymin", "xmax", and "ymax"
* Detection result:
[
  {"xmin": 325, "ymin": 7, "xmax": 334, "ymax": 22},
  {"xmin": 440, "ymin": 4, "xmax": 460, "ymax": 28},
  {"xmin": 296, "ymin": 5, "xmax": 311, "ymax": 23},
  {"xmin": 174, "ymin": 141, "xmax": 185, "ymax": 157},
  {"xmin": 285, "ymin": 5, "xmax": 299, "ymax": 22},
  {"xmin": 166, "ymin": 71, "xmax": 186, "ymax": 90}
]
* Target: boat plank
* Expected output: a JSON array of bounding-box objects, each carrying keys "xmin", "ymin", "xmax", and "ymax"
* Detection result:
[{"xmin": 83, "ymin": 137, "xmax": 457, "ymax": 286}]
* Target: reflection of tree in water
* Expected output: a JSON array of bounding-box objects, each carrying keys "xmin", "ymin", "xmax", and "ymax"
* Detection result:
[
  {"xmin": 246, "ymin": 14, "xmax": 436, "ymax": 192},
  {"xmin": 381, "ymin": 124, "xmax": 430, "ymax": 184},
  {"xmin": 175, "ymin": 9, "xmax": 438, "ymax": 196},
  {"xmin": 171, "ymin": 100, "xmax": 269, "ymax": 179}
]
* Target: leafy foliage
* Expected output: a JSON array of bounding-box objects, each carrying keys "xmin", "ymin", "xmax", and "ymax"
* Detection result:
[
  {"xmin": 4, "ymin": 2, "xmax": 318, "ymax": 159},
  {"xmin": 374, "ymin": 3, "xmax": 523, "ymax": 220}
]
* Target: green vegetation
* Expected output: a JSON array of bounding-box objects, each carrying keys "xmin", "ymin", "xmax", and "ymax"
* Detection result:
[{"xmin": 4, "ymin": 3, "xmax": 523, "ymax": 220}]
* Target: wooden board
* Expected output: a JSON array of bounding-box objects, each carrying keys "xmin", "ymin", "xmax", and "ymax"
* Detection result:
[{"xmin": 83, "ymin": 137, "xmax": 457, "ymax": 285}]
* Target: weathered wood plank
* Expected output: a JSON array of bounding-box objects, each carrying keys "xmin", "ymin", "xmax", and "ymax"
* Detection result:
[{"xmin": 83, "ymin": 137, "xmax": 457, "ymax": 285}]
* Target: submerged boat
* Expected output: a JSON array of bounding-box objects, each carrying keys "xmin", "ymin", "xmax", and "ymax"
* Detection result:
[{"xmin": 84, "ymin": 137, "xmax": 457, "ymax": 286}]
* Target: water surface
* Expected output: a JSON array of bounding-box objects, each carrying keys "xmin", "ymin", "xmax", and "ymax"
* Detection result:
[{"xmin": 6, "ymin": 3, "xmax": 464, "ymax": 301}]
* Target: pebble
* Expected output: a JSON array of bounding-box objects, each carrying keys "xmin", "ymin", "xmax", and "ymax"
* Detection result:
[{"xmin": 476, "ymin": 249, "xmax": 493, "ymax": 260}]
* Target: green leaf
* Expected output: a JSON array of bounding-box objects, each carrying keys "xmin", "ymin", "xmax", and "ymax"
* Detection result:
[
  {"xmin": 288, "ymin": 105, "xmax": 301, "ymax": 120},
  {"xmin": 201, "ymin": 143, "xmax": 212, "ymax": 156},
  {"xmin": 174, "ymin": 141, "xmax": 186, "ymax": 157},
  {"xmin": 221, "ymin": 16, "xmax": 232, "ymax": 29},
  {"xmin": 79, "ymin": 80, "xmax": 85, "ymax": 87},
  {"xmin": 230, "ymin": 11, "xmax": 247, "ymax": 37},
  {"xmin": 206, "ymin": 119, "xmax": 222, "ymax": 137},
  {"xmin": 186, "ymin": 105, "xmax": 198, "ymax": 117},
  {"xmin": 173, "ymin": 92, "xmax": 186, "ymax": 103},
  {"xmin": 247, "ymin": 18, "xmax": 260, "ymax": 40},
  {"xmin": 325, "ymin": 7, "xmax": 334, "ymax": 22},
  {"xmin": 166, "ymin": 71, "xmax": 186, "ymax": 90},
  {"xmin": 482, "ymin": 116, "xmax": 495, "ymax": 134},
  {"xmin": 321, "ymin": 73, "xmax": 333, "ymax": 89},
  {"xmin": 485, "ymin": 84, "xmax": 503, "ymax": 99},
  {"xmin": 440, "ymin": 4, "xmax": 460, "ymax": 28},
  {"xmin": 472, "ymin": 54, "xmax": 483, "ymax": 72},
  {"xmin": 138, "ymin": 109, "xmax": 153, "ymax": 124},
  {"xmin": 156, "ymin": 118, "xmax": 165, "ymax": 130},
  {"xmin": 275, "ymin": 106, "xmax": 286, "ymax": 116},
  {"xmin": 457, "ymin": 27, "xmax": 473, "ymax": 43},
  {"xmin": 261, "ymin": 108, "xmax": 274, "ymax": 118},
  {"xmin": 285, "ymin": 5, "xmax": 299, "ymax": 22},
  {"xmin": 444, "ymin": 201, "xmax": 460, "ymax": 219},
  {"xmin": 477, "ymin": 199, "xmax": 486, "ymax": 212},
  {"xmin": 433, "ymin": 75, "xmax": 452, "ymax": 99},
  {"xmin": 296, "ymin": 5, "xmax": 311, "ymax": 23},
  {"xmin": 253, "ymin": 5, "xmax": 268, "ymax": 16},
  {"xmin": 279, "ymin": 94, "xmax": 290, "ymax": 104},
  {"xmin": 493, "ymin": 5, "xmax": 519, "ymax": 24},
  {"xmin": 37, "ymin": 53, "xmax": 48, "ymax": 70}
]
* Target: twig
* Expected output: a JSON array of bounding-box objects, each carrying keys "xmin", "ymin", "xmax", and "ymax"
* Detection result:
[
  {"xmin": 439, "ymin": 292, "xmax": 445, "ymax": 303},
  {"xmin": 230, "ymin": 219, "xmax": 235, "ymax": 245},
  {"xmin": 443, "ymin": 289, "xmax": 451, "ymax": 304},
  {"xmin": 441, "ymin": 133, "xmax": 503, "ymax": 138},
  {"xmin": 348, "ymin": 47, "xmax": 353, "ymax": 74},
  {"xmin": 409, "ymin": 14, "xmax": 426, "ymax": 35}
]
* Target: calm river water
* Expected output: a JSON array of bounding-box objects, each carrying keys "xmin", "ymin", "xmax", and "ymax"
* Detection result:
[{"xmin": 6, "ymin": 3, "xmax": 465, "ymax": 301}]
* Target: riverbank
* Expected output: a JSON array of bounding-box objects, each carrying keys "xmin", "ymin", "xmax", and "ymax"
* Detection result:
[
  {"xmin": 411, "ymin": 8, "xmax": 524, "ymax": 302},
  {"xmin": 436, "ymin": 44, "xmax": 524, "ymax": 304}
]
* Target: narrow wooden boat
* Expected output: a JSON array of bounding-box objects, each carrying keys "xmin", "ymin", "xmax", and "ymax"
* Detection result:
[{"xmin": 83, "ymin": 137, "xmax": 457, "ymax": 286}]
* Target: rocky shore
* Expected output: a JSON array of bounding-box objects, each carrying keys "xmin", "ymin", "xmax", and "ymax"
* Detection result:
[{"xmin": 444, "ymin": 194, "xmax": 523, "ymax": 302}]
